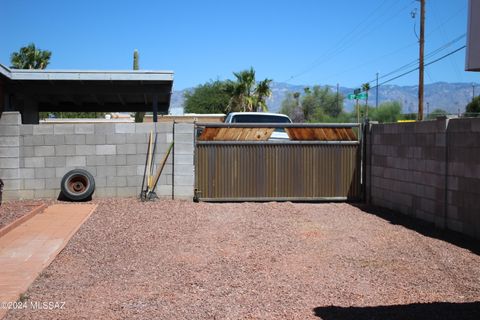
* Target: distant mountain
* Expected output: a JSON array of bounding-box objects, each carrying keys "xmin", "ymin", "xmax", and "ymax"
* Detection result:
[{"xmin": 169, "ymin": 82, "xmax": 477, "ymax": 115}]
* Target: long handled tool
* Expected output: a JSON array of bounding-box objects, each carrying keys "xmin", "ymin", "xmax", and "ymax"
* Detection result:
[
  {"xmin": 140, "ymin": 125, "xmax": 174, "ymax": 201},
  {"xmin": 140, "ymin": 131, "xmax": 153, "ymax": 201},
  {"xmin": 147, "ymin": 142, "xmax": 174, "ymax": 199},
  {"xmin": 146, "ymin": 131, "xmax": 155, "ymax": 190},
  {"xmin": 148, "ymin": 132, "xmax": 158, "ymax": 190}
]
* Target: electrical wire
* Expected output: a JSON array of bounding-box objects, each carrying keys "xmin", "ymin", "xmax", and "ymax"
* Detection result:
[
  {"xmin": 320, "ymin": 41, "xmax": 418, "ymax": 83},
  {"xmin": 284, "ymin": 0, "xmax": 415, "ymax": 82},
  {"xmin": 372, "ymin": 45, "xmax": 466, "ymax": 88},
  {"xmin": 321, "ymin": 28, "xmax": 464, "ymax": 84},
  {"xmin": 284, "ymin": 1, "xmax": 466, "ymax": 85},
  {"xmin": 362, "ymin": 34, "xmax": 466, "ymax": 86},
  {"xmin": 430, "ymin": 0, "xmax": 465, "ymax": 82}
]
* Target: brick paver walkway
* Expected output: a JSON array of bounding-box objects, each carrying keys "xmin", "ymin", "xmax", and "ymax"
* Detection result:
[{"xmin": 0, "ymin": 204, "xmax": 97, "ymax": 318}]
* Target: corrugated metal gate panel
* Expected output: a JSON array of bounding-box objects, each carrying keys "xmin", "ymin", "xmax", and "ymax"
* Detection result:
[{"xmin": 195, "ymin": 142, "xmax": 360, "ymax": 201}]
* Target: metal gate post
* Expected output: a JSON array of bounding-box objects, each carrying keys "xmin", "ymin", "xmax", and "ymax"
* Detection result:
[{"xmin": 361, "ymin": 119, "xmax": 369, "ymax": 203}]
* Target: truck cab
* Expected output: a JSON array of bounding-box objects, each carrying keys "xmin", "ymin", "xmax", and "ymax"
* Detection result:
[{"xmin": 224, "ymin": 112, "xmax": 292, "ymax": 140}]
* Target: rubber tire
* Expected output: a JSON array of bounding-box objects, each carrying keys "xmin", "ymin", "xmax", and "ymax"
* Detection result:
[{"xmin": 60, "ymin": 169, "xmax": 95, "ymax": 201}]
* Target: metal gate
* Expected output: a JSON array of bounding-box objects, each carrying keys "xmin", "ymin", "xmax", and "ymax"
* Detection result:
[{"xmin": 194, "ymin": 123, "xmax": 361, "ymax": 201}]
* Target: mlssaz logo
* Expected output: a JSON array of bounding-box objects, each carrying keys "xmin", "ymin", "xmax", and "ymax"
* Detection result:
[{"xmin": 30, "ymin": 301, "xmax": 66, "ymax": 310}]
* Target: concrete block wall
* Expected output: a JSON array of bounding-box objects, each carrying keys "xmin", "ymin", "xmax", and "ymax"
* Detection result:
[
  {"xmin": 367, "ymin": 117, "xmax": 480, "ymax": 239},
  {"xmin": 0, "ymin": 112, "xmax": 195, "ymax": 201},
  {"xmin": 173, "ymin": 123, "xmax": 195, "ymax": 200},
  {"xmin": 0, "ymin": 112, "xmax": 21, "ymax": 200},
  {"xmin": 445, "ymin": 118, "xmax": 480, "ymax": 238}
]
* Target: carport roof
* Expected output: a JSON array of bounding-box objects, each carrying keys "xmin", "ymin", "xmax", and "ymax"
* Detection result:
[
  {"xmin": 0, "ymin": 64, "xmax": 173, "ymax": 81},
  {"xmin": 0, "ymin": 63, "xmax": 174, "ymax": 114}
]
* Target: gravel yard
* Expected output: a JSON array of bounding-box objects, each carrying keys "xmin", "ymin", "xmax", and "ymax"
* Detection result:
[
  {"xmin": 4, "ymin": 199, "xmax": 480, "ymax": 319},
  {"xmin": 0, "ymin": 200, "xmax": 45, "ymax": 230}
]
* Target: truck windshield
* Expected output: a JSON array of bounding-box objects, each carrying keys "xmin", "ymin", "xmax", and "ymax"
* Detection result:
[{"xmin": 231, "ymin": 114, "xmax": 292, "ymax": 123}]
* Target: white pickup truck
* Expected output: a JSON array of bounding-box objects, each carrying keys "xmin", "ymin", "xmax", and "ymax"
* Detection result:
[{"xmin": 224, "ymin": 112, "xmax": 292, "ymax": 140}]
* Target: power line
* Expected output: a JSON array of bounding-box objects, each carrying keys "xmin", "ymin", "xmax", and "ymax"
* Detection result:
[
  {"xmin": 430, "ymin": 0, "xmax": 464, "ymax": 82},
  {"xmin": 321, "ymin": 9, "xmax": 468, "ymax": 85},
  {"xmin": 320, "ymin": 41, "xmax": 418, "ymax": 83},
  {"xmin": 425, "ymin": 46, "xmax": 466, "ymax": 67},
  {"xmin": 358, "ymin": 34, "xmax": 466, "ymax": 90},
  {"xmin": 289, "ymin": 0, "xmax": 392, "ymax": 75},
  {"xmin": 321, "ymin": 31, "xmax": 464, "ymax": 84},
  {"xmin": 373, "ymin": 45, "xmax": 466, "ymax": 88},
  {"xmin": 283, "ymin": 0, "xmax": 466, "ymax": 84},
  {"xmin": 284, "ymin": 0, "xmax": 415, "ymax": 82},
  {"xmin": 370, "ymin": 34, "xmax": 466, "ymax": 83}
]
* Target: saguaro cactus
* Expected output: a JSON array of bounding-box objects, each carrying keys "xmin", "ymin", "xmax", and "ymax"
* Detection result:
[{"xmin": 133, "ymin": 49, "xmax": 146, "ymax": 123}]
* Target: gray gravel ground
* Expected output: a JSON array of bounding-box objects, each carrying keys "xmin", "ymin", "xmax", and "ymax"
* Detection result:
[{"xmin": 4, "ymin": 198, "xmax": 480, "ymax": 319}]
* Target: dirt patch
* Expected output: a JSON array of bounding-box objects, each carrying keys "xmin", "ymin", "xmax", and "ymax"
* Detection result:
[
  {"xmin": 4, "ymin": 199, "xmax": 480, "ymax": 319},
  {"xmin": 0, "ymin": 200, "xmax": 45, "ymax": 230}
]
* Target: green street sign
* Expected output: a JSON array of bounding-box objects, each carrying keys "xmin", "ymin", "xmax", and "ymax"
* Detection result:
[
  {"xmin": 357, "ymin": 92, "xmax": 368, "ymax": 99},
  {"xmin": 347, "ymin": 92, "xmax": 368, "ymax": 100}
]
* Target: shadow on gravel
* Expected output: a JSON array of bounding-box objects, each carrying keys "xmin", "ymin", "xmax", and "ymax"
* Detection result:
[
  {"xmin": 313, "ymin": 302, "xmax": 480, "ymax": 320},
  {"xmin": 352, "ymin": 204, "xmax": 480, "ymax": 255}
]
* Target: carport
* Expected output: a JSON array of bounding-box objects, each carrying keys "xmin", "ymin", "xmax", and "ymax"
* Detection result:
[{"xmin": 0, "ymin": 64, "xmax": 174, "ymax": 124}]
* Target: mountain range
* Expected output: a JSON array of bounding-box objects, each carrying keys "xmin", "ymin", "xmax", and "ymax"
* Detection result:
[{"xmin": 169, "ymin": 81, "xmax": 478, "ymax": 115}]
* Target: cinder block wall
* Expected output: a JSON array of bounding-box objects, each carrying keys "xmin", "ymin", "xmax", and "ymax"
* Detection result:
[
  {"xmin": 0, "ymin": 112, "xmax": 195, "ymax": 201},
  {"xmin": 367, "ymin": 117, "xmax": 480, "ymax": 239},
  {"xmin": 0, "ymin": 112, "xmax": 21, "ymax": 200},
  {"xmin": 446, "ymin": 118, "xmax": 480, "ymax": 238}
]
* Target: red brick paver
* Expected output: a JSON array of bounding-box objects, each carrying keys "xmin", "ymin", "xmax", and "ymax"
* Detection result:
[{"xmin": 0, "ymin": 204, "xmax": 97, "ymax": 319}]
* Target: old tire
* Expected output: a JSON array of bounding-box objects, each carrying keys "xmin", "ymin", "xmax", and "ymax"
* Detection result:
[{"xmin": 60, "ymin": 169, "xmax": 95, "ymax": 201}]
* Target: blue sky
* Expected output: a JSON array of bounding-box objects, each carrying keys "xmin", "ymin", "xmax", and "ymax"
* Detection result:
[{"xmin": 1, "ymin": 0, "xmax": 478, "ymax": 90}]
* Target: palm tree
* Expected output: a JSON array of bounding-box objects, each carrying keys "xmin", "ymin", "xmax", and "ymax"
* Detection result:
[
  {"xmin": 225, "ymin": 80, "xmax": 245, "ymax": 112},
  {"xmin": 10, "ymin": 43, "xmax": 51, "ymax": 69},
  {"xmin": 362, "ymin": 82, "xmax": 371, "ymax": 119},
  {"xmin": 233, "ymin": 67, "xmax": 256, "ymax": 111},
  {"xmin": 254, "ymin": 79, "xmax": 272, "ymax": 112},
  {"xmin": 227, "ymin": 67, "xmax": 273, "ymax": 112}
]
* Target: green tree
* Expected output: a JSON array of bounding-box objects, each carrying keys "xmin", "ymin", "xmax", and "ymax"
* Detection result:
[
  {"xmin": 466, "ymin": 96, "xmax": 480, "ymax": 117},
  {"xmin": 302, "ymin": 86, "xmax": 343, "ymax": 121},
  {"xmin": 184, "ymin": 80, "xmax": 231, "ymax": 114},
  {"xmin": 367, "ymin": 101, "xmax": 402, "ymax": 123},
  {"xmin": 322, "ymin": 87, "xmax": 344, "ymax": 118},
  {"xmin": 427, "ymin": 108, "xmax": 447, "ymax": 120},
  {"xmin": 133, "ymin": 49, "xmax": 146, "ymax": 123},
  {"xmin": 280, "ymin": 92, "xmax": 304, "ymax": 122},
  {"xmin": 10, "ymin": 43, "xmax": 51, "ymax": 69},
  {"xmin": 293, "ymin": 92, "xmax": 301, "ymax": 104},
  {"xmin": 279, "ymin": 92, "xmax": 296, "ymax": 116},
  {"xmin": 279, "ymin": 85, "xmax": 345, "ymax": 123},
  {"xmin": 301, "ymin": 88, "xmax": 317, "ymax": 120}
]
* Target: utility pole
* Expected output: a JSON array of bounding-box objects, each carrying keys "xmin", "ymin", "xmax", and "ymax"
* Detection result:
[
  {"xmin": 473, "ymin": 83, "xmax": 476, "ymax": 101},
  {"xmin": 418, "ymin": 0, "xmax": 425, "ymax": 121},
  {"xmin": 375, "ymin": 72, "xmax": 379, "ymax": 108}
]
